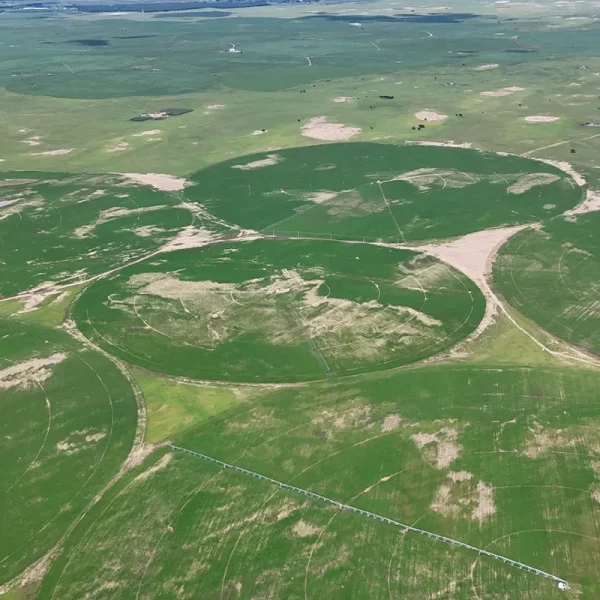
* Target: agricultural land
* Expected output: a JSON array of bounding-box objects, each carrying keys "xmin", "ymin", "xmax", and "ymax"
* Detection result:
[{"xmin": 2, "ymin": 0, "xmax": 600, "ymax": 599}]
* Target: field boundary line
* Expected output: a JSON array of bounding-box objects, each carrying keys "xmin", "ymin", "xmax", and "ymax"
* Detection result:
[{"xmin": 170, "ymin": 444, "xmax": 569, "ymax": 590}]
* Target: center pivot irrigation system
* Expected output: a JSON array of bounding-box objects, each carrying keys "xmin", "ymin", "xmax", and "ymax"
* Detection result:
[{"xmin": 169, "ymin": 444, "xmax": 570, "ymax": 590}]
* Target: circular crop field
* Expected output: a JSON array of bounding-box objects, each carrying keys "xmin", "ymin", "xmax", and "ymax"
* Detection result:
[
  {"xmin": 185, "ymin": 142, "xmax": 581, "ymax": 243},
  {"xmin": 73, "ymin": 239, "xmax": 485, "ymax": 383},
  {"xmin": 494, "ymin": 212, "xmax": 600, "ymax": 355}
]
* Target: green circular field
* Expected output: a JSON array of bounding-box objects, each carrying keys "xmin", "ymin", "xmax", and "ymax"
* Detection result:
[
  {"xmin": 186, "ymin": 142, "xmax": 581, "ymax": 243},
  {"xmin": 73, "ymin": 239, "xmax": 485, "ymax": 383},
  {"xmin": 494, "ymin": 212, "xmax": 600, "ymax": 355}
]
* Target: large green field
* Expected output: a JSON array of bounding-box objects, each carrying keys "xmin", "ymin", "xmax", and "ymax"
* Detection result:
[
  {"xmin": 0, "ymin": 318, "xmax": 138, "ymax": 585},
  {"xmin": 37, "ymin": 364, "xmax": 600, "ymax": 599},
  {"xmin": 72, "ymin": 239, "xmax": 485, "ymax": 382},
  {"xmin": 186, "ymin": 143, "xmax": 580, "ymax": 242},
  {"xmin": 2, "ymin": 1, "xmax": 600, "ymax": 598},
  {"xmin": 494, "ymin": 211, "xmax": 600, "ymax": 356}
]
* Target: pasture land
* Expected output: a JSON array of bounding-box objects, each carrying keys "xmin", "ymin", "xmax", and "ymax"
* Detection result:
[
  {"xmin": 72, "ymin": 239, "xmax": 485, "ymax": 382},
  {"xmin": 186, "ymin": 143, "xmax": 580, "ymax": 243},
  {"xmin": 493, "ymin": 213, "xmax": 600, "ymax": 357},
  {"xmin": 0, "ymin": 318, "xmax": 137, "ymax": 586},
  {"xmin": 38, "ymin": 364, "xmax": 600, "ymax": 599}
]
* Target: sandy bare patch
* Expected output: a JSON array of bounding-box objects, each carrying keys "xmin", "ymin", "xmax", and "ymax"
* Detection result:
[
  {"xmin": 507, "ymin": 173, "xmax": 560, "ymax": 194},
  {"xmin": 232, "ymin": 154, "xmax": 281, "ymax": 170},
  {"xmin": 391, "ymin": 168, "xmax": 478, "ymax": 191},
  {"xmin": 534, "ymin": 158, "xmax": 585, "ymax": 186},
  {"xmin": 160, "ymin": 225, "xmax": 221, "ymax": 251},
  {"xmin": 448, "ymin": 470, "xmax": 473, "ymax": 482},
  {"xmin": 206, "ymin": 104, "xmax": 225, "ymax": 110},
  {"xmin": 0, "ymin": 352, "xmax": 67, "ymax": 390},
  {"xmin": 108, "ymin": 142, "xmax": 129, "ymax": 152},
  {"xmin": 430, "ymin": 482, "xmax": 456, "ymax": 516},
  {"xmin": 333, "ymin": 96, "xmax": 352, "ymax": 103},
  {"xmin": 592, "ymin": 488, "xmax": 600, "ymax": 504},
  {"xmin": 417, "ymin": 226, "xmax": 526, "ymax": 288},
  {"xmin": 292, "ymin": 519, "xmax": 321, "ymax": 537},
  {"xmin": 122, "ymin": 172, "xmax": 188, "ymax": 191},
  {"xmin": 306, "ymin": 190, "xmax": 339, "ymax": 204},
  {"xmin": 523, "ymin": 423, "xmax": 577, "ymax": 458},
  {"xmin": 22, "ymin": 136, "xmax": 42, "ymax": 146},
  {"xmin": 74, "ymin": 205, "xmax": 167, "ymax": 238},
  {"xmin": 523, "ymin": 115, "xmax": 560, "ymax": 123},
  {"xmin": 382, "ymin": 413, "xmax": 402, "ymax": 432},
  {"xmin": 301, "ymin": 116, "xmax": 361, "ymax": 141},
  {"xmin": 133, "ymin": 129, "xmax": 161, "ymax": 137},
  {"xmin": 406, "ymin": 140, "xmax": 472, "ymax": 149},
  {"xmin": 415, "ymin": 110, "xmax": 448, "ymax": 121},
  {"xmin": 474, "ymin": 63, "xmax": 499, "ymax": 70},
  {"xmin": 564, "ymin": 189, "xmax": 600, "ymax": 215},
  {"xmin": 132, "ymin": 225, "xmax": 167, "ymax": 238},
  {"xmin": 480, "ymin": 86, "xmax": 525, "ymax": 97},
  {"xmin": 252, "ymin": 130, "xmax": 267, "ymax": 135},
  {"xmin": 471, "ymin": 481, "xmax": 496, "ymax": 523},
  {"xmin": 30, "ymin": 148, "xmax": 73, "ymax": 156},
  {"xmin": 57, "ymin": 429, "xmax": 107, "ymax": 454},
  {"xmin": 133, "ymin": 452, "xmax": 173, "ymax": 483},
  {"xmin": 415, "ymin": 225, "xmax": 527, "ymax": 341},
  {"xmin": 312, "ymin": 403, "xmax": 373, "ymax": 435},
  {"xmin": 411, "ymin": 427, "xmax": 461, "ymax": 469}
]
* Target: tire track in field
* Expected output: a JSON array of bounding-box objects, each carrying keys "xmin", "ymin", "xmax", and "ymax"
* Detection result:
[
  {"xmin": 0, "ymin": 351, "xmax": 114, "ymax": 571},
  {"xmin": 0, "ymin": 355, "xmax": 52, "ymax": 497}
]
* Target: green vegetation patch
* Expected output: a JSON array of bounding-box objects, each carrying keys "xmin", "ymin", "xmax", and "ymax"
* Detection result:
[
  {"xmin": 494, "ymin": 212, "xmax": 600, "ymax": 356},
  {"xmin": 131, "ymin": 369, "xmax": 249, "ymax": 442},
  {"xmin": 73, "ymin": 238, "xmax": 484, "ymax": 383},
  {"xmin": 0, "ymin": 172, "xmax": 194, "ymax": 297},
  {"xmin": 0, "ymin": 319, "xmax": 137, "ymax": 585},
  {"xmin": 186, "ymin": 143, "xmax": 580, "ymax": 243},
  {"xmin": 38, "ymin": 365, "xmax": 600, "ymax": 599}
]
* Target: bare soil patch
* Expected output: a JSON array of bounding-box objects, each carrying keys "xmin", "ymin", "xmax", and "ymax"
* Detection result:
[
  {"xmin": 382, "ymin": 413, "xmax": 402, "ymax": 432},
  {"xmin": 474, "ymin": 63, "xmax": 499, "ymax": 70},
  {"xmin": 411, "ymin": 426, "xmax": 461, "ymax": 469},
  {"xmin": 480, "ymin": 86, "xmax": 525, "ymax": 97},
  {"xmin": 301, "ymin": 116, "xmax": 361, "ymax": 141},
  {"xmin": 232, "ymin": 154, "xmax": 281, "ymax": 170},
  {"xmin": 30, "ymin": 148, "xmax": 73, "ymax": 156},
  {"xmin": 292, "ymin": 519, "xmax": 321, "ymax": 538},
  {"xmin": 0, "ymin": 352, "xmax": 67, "ymax": 390},
  {"xmin": 121, "ymin": 172, "xmax": 188, "ymax": 191},
  {"xmin": 414, "ymin": 110, "xmax": 448, "ymax": 121},
  {"xmin": 132, "ymin": 130, "xmax": 161, "ymax": 137},
  {"xmin": 524, "ymin": 115, "xmax": 560, "ymax": 123},
  {"xmin": 564, "ymin": 189, "xmax": 600, "ymax": 215},
  {"xmin": 507, "ymin": 173, "xmax": 560, "ymax": 194}
]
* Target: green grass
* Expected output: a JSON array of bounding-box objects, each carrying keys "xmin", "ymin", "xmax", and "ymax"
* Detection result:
[
  {"xmin": 493, "ymin": 213, "xmax": 600, "ymax": 356},
  {"xmin": 9, "ymin": 285, "xmax": 85, "ymax": 328},
  {"xmin": 37, "ymin": 364, "xmax": 600, "ymax": 599},
  {"xmin": 185, "ymin": 143, "xmax": 581, "ymax": 243},
  {"xmin": 73, "ymin": 238, "xmax": 485, "ymax": 383},
  {"xmin": 0, "ymin": 299, "xmax": 25, "ymax": 317},
  {"xmin": 461, "ymin": 312, "xmax": 562, "ymax": 367},
  {"xmin": 131, "ymin": 369, "xmax": 249, "ymax": 443},
  {"xmin": 0, "ymin": 318, "xmax": 138, "ymax": 585}
]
